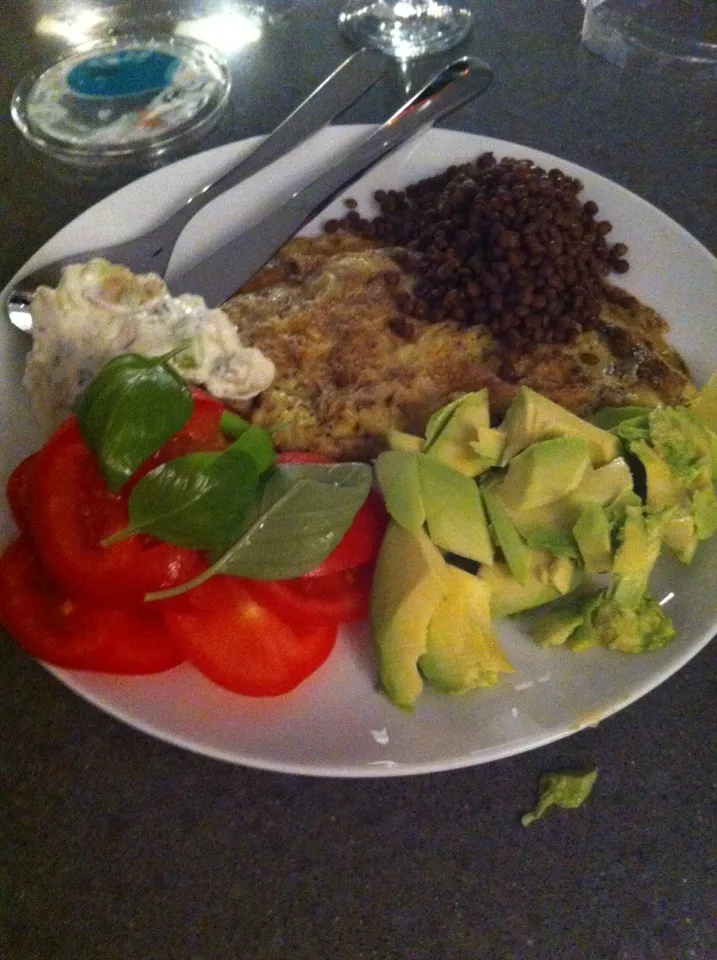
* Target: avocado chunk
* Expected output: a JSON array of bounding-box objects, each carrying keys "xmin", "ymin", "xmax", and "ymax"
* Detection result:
[
  {"xmin": 482, "ymin": 485, "xmax": 533, "ymax": 584},
  {"xmin": 469, "ymin": 426, "xmax": 506, "ymax": 465},
  {"xmin": 370, "ymin": 521, "xmax": 448, "ymax": 709},
  {"xmin": 573, "ymin": 501, "xmax": 612, "ymax": 573},
  {"xmin": 386, "ymin": 428, "xmax": 424, "ymax": 454},
  {"xmin": 530, "ymin": 604, "xmax": 585, "ymax": 647},
  {"xmin": 478, "ymin": 550, "xmax": 582, "ymax": 618},
  {"xmin": 497, "ymin": 436, "xmax": 591, "ymax": 512},
  {"xmin": 611, "ymin": 506, "xmax": 663, "ymax": 610},
  {"xmin": 424, "ymin": 390, "xmax": 494, "ymax": 477},
  {"xmin": 693, "ymin": 485, "xmax": 717, "ymax": 540},
  {"xmin": 563, "ymin": 589, "xmax": 675, "ymax": 654},
  {"xmin": 374, "ymin": 450, "xmax": 425, "ymax": 533},
  {"xmin": 689, "ymin": 372, "xmax": 717, "ymax": 433},
  {"xmin": 590, "ymin": 406, "xmax": 651, "ymax": 430},
  {"xmin": 500, "ymin": 387, "xmax": 620, "ymax": 466},
  {"xmin": 419, "ymin": 565, "xmax": 513, "ymax": 694},
  {"xmin": 662, "ymin": 507, "xmax": 698, "ymax": 564},
  {"xmin": 631, "ymin": 440, "xmax": 682, "ymax": 509},
  {"xmin": 417, "ymin": 454, "xmax": 493, "ymax": 565},
  {"xmin": 494, "ymin": 457, "xmax": 633, "ymax": 545}
]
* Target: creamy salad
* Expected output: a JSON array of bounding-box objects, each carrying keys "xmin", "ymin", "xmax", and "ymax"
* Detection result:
[{"xmin": 24, "ymin": 258, "xmax": 275, "ymax": 431}]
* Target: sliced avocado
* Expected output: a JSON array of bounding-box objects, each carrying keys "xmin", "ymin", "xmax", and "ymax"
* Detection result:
[
  {"xmin": 590, "ymin": 406, "xmax": 652, "ymax": 430},
  {"xmin": 424, "ymin": 390, "xmax": 489, "ymax": 448},
  {"xmin": 531, "ymin": 604, "xmax": 584, "ymax": 647},
  {"xmin": 424, "ymin": 390, "xmax": 493, "ymax": 477},
  {"xmin": 549, "ymin": 555, "xmax": 578, "ymax": 595},
  {"xmin": 469, "ymin": 426, "xmax": 506, "ymax": 465},
  {"xmin": 612, "ymin": 506, "xmax": 662, "ymax": 610},
  {"xmin": 648, "ymin": 407, "xmax": 714, "ymax": 490},
  {"xmin": 688, "ymin": 372, "xmax": 717, "ymax": 433},
  {"xmin": 416, "ymin": 454, "xmax": 493, "ymax": 565},
  {"xmin": 482, "ymin": 486, "xmax": 533, "ymax": 584},
  {"xmin": 500, "ymin": 386, "xmax": 621, "ymax": 466},
  {"xmin": 370, "ymin": 521, "xmax": 448, "ymax": 709},
  {"xmin": 386, "ymin": 428, "xmax": 424, "ymax": 454},
  {"xmin": 374, "ymin": 450, "xmax": 425, "ymax": 533},
  {"xmin": 497, "ymin": 436, "xmax": 591, "ymax": 512},
  {"xmin": 419, "ymin": 565, "xmax": 513, "ymax": 694},
  {"xmin": 630, "ymin": 440, "xmax": 682, "ymax": 509},
  {"xmin": 523, "ymin": 527, "xmax": 578, "ymax": 558},
  {"xmin": 693, "ymin": 485, "xmax": 717, "ymax": 540},
  {"xmin": 662, "ymin": 508, "xmax": 698, "ymax": 564},
  {"xmin": 573, "ymin": 501, "xmax": 612, "ymax": 573},
  {"xmin": 496, "ymin": 457, "xmax": 633, "ymax": 543},
  {"xmin": 478, "ymin": 550, "xmax": 581, "ymax": 618}
]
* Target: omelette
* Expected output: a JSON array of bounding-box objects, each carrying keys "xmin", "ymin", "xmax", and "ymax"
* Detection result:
[{"xmin": 222, "ymin": 232, "xmax": 695, "ymax": 462}]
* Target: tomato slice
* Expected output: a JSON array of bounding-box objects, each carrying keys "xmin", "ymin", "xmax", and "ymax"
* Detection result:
[
  {"xmin": 304, "ymin": 489, "xmax": 388, "ymax": 578},
  {"xmin": 245, "ymin": 563, "xmax": 374, "ymax": 627},
  {"xmin": 28, "ymin": 417, "xmax": 204, "ymax": 605},
  {"xmin": 276, "ymin": 452, "xmax": 388, "ymax": 576},
  {"xmin": 0, "ymin": 537, "xmax": 183, "ymax": 673},
  {"xmin": 5, "ymin": 452, "xmax": 39, "ymax": 535},
  {"xmin": 162, "ymin": 575, "xmax": 338, "ymax": 696}
]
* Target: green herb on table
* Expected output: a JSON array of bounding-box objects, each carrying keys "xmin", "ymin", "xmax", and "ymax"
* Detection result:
[{"xmin": 521, "ymin": 769, "xmax": 598, "ymax": 827}]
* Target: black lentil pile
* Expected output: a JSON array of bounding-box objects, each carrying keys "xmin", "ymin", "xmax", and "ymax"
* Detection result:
[{"xmin": 325, "ymin": 153, "xmax": 629, "ymax": 346}]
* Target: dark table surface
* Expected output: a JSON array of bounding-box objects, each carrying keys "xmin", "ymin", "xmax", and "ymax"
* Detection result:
[{"xmin": 1, "ymin": 2, "xmax": 716, "ymax": 958}]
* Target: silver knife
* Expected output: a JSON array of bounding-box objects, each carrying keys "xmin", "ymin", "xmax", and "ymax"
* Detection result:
[
  {"xmin": 169, "ymin": 57, "xmax": 494, "ymax": 307},
  {"xmin": 5, "ymin": 48, "xmax": 388, "ymax": 332}
]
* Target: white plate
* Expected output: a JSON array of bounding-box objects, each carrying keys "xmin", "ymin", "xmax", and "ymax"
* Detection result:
[{"xmin": 3, "ymin": 126, "xmax": 717, "ymax": 777}]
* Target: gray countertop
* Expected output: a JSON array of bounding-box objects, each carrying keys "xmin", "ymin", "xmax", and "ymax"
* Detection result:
[{"xmin": 1, "ymin": 2, "xmax": 715, "ymax": 958}]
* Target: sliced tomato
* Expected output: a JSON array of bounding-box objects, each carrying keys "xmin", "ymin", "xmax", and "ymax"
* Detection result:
[
  {"xmin": 0, "ymin": 537, "xmax": 183, "ymax": 673},
  {"xmin": 276, "ymin": 452, "xmax": 388, "ymax": 576},
  {"xmin": 304, "ymin": 489, "xmax": 388, "ymax": 578},
  {"xmin": 28, "ymin": 417, "xmax": 204, "ymax": 605},
  {"xmin": 5, "ymin": 452, "xmax": 39, "ymax": 535},
  {"xmin": 162, "ymin": 574, "xmax": 338, "ymax": 696},
  {"xmin": 245, "ymin": 563, "xmax": 374, "ymax": 627}
]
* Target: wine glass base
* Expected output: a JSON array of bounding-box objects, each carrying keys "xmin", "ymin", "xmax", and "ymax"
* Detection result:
[{"xmin": 338, "ymin": 1, "xmax": 472, "ymax": 59}]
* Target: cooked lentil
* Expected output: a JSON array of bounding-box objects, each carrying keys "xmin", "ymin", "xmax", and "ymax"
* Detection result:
[{"xmin": 325, "ymin": 153, "xmax": 630, "ymax": 346}]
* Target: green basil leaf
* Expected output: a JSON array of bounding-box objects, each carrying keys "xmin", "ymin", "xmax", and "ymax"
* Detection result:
[
  {"xmin": 219, "ymin": 410, "xmax": 252, "ymax": 440},
  {"xmin": 226, "ymin": 424, "xmax": 275, "ymax": 475},
  {"xmin": 75, "ymin": 352, "xmax": 193, "ymax": 492},
  {"xmin": 146, "ymin": 461, "xmax": 372, "ymax": 600},
  {"xmin": 114, "ymin": 447, "xmax": 259, "ymax": 550}
]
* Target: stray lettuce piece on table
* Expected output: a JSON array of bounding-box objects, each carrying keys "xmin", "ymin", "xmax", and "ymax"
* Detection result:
[{"xmin": 521, "ymin": 769, "xmax": 598, "ymax": 827}]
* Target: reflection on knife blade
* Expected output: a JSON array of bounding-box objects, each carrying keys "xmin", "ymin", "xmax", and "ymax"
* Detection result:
[{"xmin": 167, "ymin": 56, "xmax": 493, "ymax": 307}]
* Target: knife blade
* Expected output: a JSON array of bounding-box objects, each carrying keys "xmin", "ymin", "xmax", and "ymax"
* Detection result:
[
  {"xmin": 4, "ymin": 47, "xmax": 389, "ymax": 333},
  {"xmin": 169, "ymin": 57, "xmax": 493, "ymax": 307}
]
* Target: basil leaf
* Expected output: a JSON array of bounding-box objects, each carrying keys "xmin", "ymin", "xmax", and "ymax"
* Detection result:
[
  {"xmin": 146, "ymin": 462, "xmax": 372, "ymax": 600},
  {"xmin": 75, "ymin": 352, "xmax": 193, "ymax": 492},
  {"xmin": 115, "ymin": 447, "xmax": 259, "ymax": 550},
  {"xmin": 219, "ymin": 410, "xmax": 252, "ymax": 440},
  {"xmin": 226, "ymin": 424, "xmax": 275, "ymax": 475}
]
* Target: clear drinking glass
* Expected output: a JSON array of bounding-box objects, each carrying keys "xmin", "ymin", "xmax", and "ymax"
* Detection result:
[
  {"xmin": 338, "ymin": 0, "xmax": 472, "ymax": 59},
  {"xmin": 582, "ymin": 0, "xmax": 717, "ymax": 69}
]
